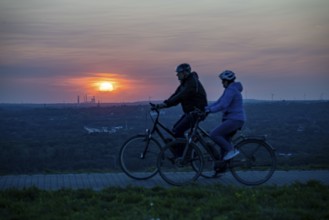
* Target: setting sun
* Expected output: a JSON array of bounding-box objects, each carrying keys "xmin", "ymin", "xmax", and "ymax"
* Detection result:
[
  {"xmin": 80, "ymin": 73, "xmax": 137, "ymax": 102},
  {"xmin": 99, "ymin": 81, "xmax": 114, "ymax": 92}
]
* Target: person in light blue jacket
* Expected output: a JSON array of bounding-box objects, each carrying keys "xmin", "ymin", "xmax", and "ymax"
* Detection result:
[{"xmin": 205, "ymin": 70, "xmax": 246, "ymax": 172}]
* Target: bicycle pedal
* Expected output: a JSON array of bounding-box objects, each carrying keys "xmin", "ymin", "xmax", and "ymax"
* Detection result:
[
  {"xmin": 211, "ymin": 173, "xmax": 224, "ymax": 178},
  {"xmin": 212, "ymin": 170, "xmax": 226, "ymax": 178},
  {"xmin": 167, "ymin": 156, "xmax": 178, "ymax": 164}
]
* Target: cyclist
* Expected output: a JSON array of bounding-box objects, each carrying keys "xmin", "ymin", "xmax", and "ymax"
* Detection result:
[
  {"xmin": 156, "ymin": 63, "xmax": 208, "ymax": 157},
  {"xmin": 205, "ymin": 70, "xmax": 246, "ymax": 173}
]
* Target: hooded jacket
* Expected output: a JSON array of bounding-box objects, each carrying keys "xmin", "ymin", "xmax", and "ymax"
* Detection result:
[
  {"xmin": 164, "ymin": 72, "xmax": 207, "ymax": 113},
  {"xmin": 207, "ymin": 82, "xmax": 246, "ymax": 121}
]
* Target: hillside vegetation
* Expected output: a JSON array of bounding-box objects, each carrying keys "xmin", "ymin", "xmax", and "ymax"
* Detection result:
[{"xmin": 0, "ymin": 101, "xmax": 328, "ymax": 174}]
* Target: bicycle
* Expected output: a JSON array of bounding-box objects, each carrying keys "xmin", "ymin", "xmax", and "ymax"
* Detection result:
[
  {"xmin": 119, "ymin": 103, "xmax": 175, "ymax": 180},
  {"xmin": 157, "ymin": 109, "xmax": 277, "ymax": 186}
]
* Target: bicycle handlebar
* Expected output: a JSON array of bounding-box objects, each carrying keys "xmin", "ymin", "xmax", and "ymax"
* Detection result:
[
  {"xmin": 149, "ymin": 102, "xmax": 155, "ymax": 108},
  {"xmin": 149, "ymin": 102, "xmax": 159, "ymax": 112},
  {"xmin": 189, "ymin": 107, "xmax": 208, "ymax": 121},
  {"xmin": 150, "ymin": 102, "xmax": 207, "ymax": 121}
]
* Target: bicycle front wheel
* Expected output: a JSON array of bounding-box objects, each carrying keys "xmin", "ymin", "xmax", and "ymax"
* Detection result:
[
  {"xmin": 119, "ymin": 135, "xmax": 162, "ymax": 180},
  {"xmin": 193, "ymin": 146, "xmax": 216, "ymax": 179},
  {"xmin": 157, "ymin": 139, "xmax": 204, "ymax": 186},
  {"xmin": 229, "ymin": 138, "xmax": 276, "ymax": 185}
]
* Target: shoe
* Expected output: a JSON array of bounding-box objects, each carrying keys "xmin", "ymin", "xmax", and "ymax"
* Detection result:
[
  {"xmin": 223, "ymin": 149, "xmax": 240, "ymax": 161},
  {"xmin": 212, "ymin": 161, "xmax": 227, "ymax": 178}
]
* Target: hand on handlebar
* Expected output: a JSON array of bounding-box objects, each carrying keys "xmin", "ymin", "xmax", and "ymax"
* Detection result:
[
  {"xmin": 156, "ymin": 103, "xmax": 167, "ymax": 109},
  {"xmin": 150, "ymin": 102, "xmax": 167, "ymax": 111},
  {"xmin": 190, "ymin": 107, "xmax": 208, "ymax": 120},
  {"xmin": 204, "ymin": 106, "xmax": 211, "ymax": 113}
]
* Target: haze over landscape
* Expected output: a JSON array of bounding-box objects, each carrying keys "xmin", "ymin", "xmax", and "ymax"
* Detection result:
[{"xmin": 1, "ymin": 0, "xmax": 328, "ymax": 103}]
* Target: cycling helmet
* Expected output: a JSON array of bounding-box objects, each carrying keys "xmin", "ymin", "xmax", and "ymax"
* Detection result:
[
  {"xmin": 176, "ymin": 63, "xmax": 191, "ymax": 73},
  {"xmin": 219, "ymin": 70, "xmax": 236, "ymax": 81}
]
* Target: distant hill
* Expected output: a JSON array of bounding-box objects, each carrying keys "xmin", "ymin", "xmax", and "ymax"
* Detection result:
[
  {"xmin": 1, "ymin": 99, "xmax": 327, "ymax": 109},
  {"xmin": 0, "ymin": 100, "xmax": 329, "ymax": 174}
]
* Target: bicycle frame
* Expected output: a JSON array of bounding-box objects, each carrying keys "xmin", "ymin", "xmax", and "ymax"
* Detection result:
[
  {"xmin": 157, "ymin": 109, "xmax": 277, "ymax": 185},
  {"xmin": 147, "ymin": 107, "xmax": 175, "ymax": 143},
  {"xmin": 178, "ymin": 114, "xmax": 211, "ymax": 161},
  {"xmin": 182, "ymin": 115, "xmax": 219, "ymax": 160},
  {"xmin": 119, "ymin": 104, "xmax": 178, "ymax": 180},
  {"xmin": 139, "ymin": 104, "xmax": 176, "ymax": 159},
  {"xmin": 196, "ymin": 127, "xmax": 219, "ymax": 157},
  {"xmin": 189, "ymin": 113, "xmax": 275, "ymax": 157}
]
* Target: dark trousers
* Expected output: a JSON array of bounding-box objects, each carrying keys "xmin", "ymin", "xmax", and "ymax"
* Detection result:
[
  {"xmin": 210, "ymin": 119, "xmax": 244, "ymax": 158},
  {"xmin": 172, "ymin": 113, "xmax": 196, "ymax": 138},
  {"xmin": 171, "ymin": 114, "xmax": 196, "ymax": 156}
]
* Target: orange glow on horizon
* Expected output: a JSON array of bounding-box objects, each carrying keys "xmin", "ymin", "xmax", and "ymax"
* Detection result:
[
  {"xmin": 63, "ymin": 72, "xmax": 147, "ymax": 102},
  {"xmin": 96, "ymin": 81, "xmax": 114, "ymax": 92},
  {"xmin": 59, "ymin": 72, "xmax": 168, "ymax": 103},
  {"xmin": 88, "ymin": 73, "xmax": 124, "ymax": 95}
]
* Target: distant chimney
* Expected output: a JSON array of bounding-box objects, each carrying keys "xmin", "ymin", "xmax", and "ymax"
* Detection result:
[{"xmin": 91, "ymin": 96, "xmax": 96, "ymax": 104}]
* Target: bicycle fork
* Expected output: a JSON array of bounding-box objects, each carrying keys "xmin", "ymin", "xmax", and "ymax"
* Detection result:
[
  {"xmin": 178, "ymin": 135, "xmax": 195, "ymax": 164},
  {"xmin": 140, "ymin": 129, "xmax": 152, "ymax": 159}
]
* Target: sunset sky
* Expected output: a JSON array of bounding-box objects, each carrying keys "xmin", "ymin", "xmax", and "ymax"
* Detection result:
[{"xmin": 1, "ymin": 0, "xmax": 328, "ymax": 103}]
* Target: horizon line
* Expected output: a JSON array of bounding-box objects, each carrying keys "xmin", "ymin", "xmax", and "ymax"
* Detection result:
[{"xmin": 0, "ymin": 98, "xmax": 328, "ymax": 105}]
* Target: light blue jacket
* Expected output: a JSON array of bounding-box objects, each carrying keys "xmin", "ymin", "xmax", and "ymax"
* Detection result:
[{"xmin": 206, "ymin": 82, "xmax": 246, "ymax": 121}]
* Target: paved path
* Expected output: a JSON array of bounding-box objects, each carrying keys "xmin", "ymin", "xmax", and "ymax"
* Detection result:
[{"xmin": 0, "ymin": 170, "xmax": 328, "ymax": 191}]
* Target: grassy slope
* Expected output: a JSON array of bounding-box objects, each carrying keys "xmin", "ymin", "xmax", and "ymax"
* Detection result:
[{"xmin": 0, "ymin": 181, "xmax": 328, "ymax": 220}]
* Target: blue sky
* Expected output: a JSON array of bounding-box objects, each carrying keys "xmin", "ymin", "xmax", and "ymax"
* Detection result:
[{"xmin": 1, "ymin": 0, "xmax": 328, "ymax": 103}]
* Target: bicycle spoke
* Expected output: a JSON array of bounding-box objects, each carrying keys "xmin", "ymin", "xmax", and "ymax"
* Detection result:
[
  {"xmin": 229, "ymin": 139, "xmax": 276, "ymax": 185},
  {"xmin": 193, "ymin": 148, "xmax": 216, "ymax": 178},
  {"xmin": 157, "ymin": 139, "xmax": 203, "ymax": 186},
  {"xmin": 119, "ymin": 135, "xmax": 161, "ymax": 180}
]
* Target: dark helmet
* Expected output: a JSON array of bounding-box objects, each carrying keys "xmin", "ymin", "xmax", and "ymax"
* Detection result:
[
  {"xmin": 176, "ymin": 63, "xmax": 191, "ymax": 73},
  {"xmin": 219, "ymin": 70, "xmax": 236, "ymax": 81}
]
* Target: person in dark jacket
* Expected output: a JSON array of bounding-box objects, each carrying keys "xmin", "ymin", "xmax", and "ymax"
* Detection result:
[
  {"xmin": 205, "ymin": 70, "xmax": 246, "ymax": 174},
  {"xmin": 157, "ymin": 63, "xmax": 208, "ymax": 156}
]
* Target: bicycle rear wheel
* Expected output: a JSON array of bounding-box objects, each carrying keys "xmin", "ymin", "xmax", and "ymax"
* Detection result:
[
  {"xmin": 229, "ymin": 138, "xmax": 276, "ymax": 185},
  {"xmin": 193, "ymin": 147, "xmax": 216, "ymax": 178},
  {"xmin": 157, "ymin": 139, "xmax": 204, "ymax": 186},
  {"xmin": 195, "ymin": 142, "xmax": 223, "ymax": 178},
  {"xmin": 119, "ymin": 135, "xmax": 161, "ymax": 180}
]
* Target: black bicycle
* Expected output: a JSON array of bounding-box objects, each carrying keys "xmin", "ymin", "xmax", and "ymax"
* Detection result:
[
  {"xmin": 119, "ymin": 103, "xmax": 175, "ymax": 180},
  {"xmin": 157, "ymin": 109, "xmax": 277, "ymax": 186}
]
